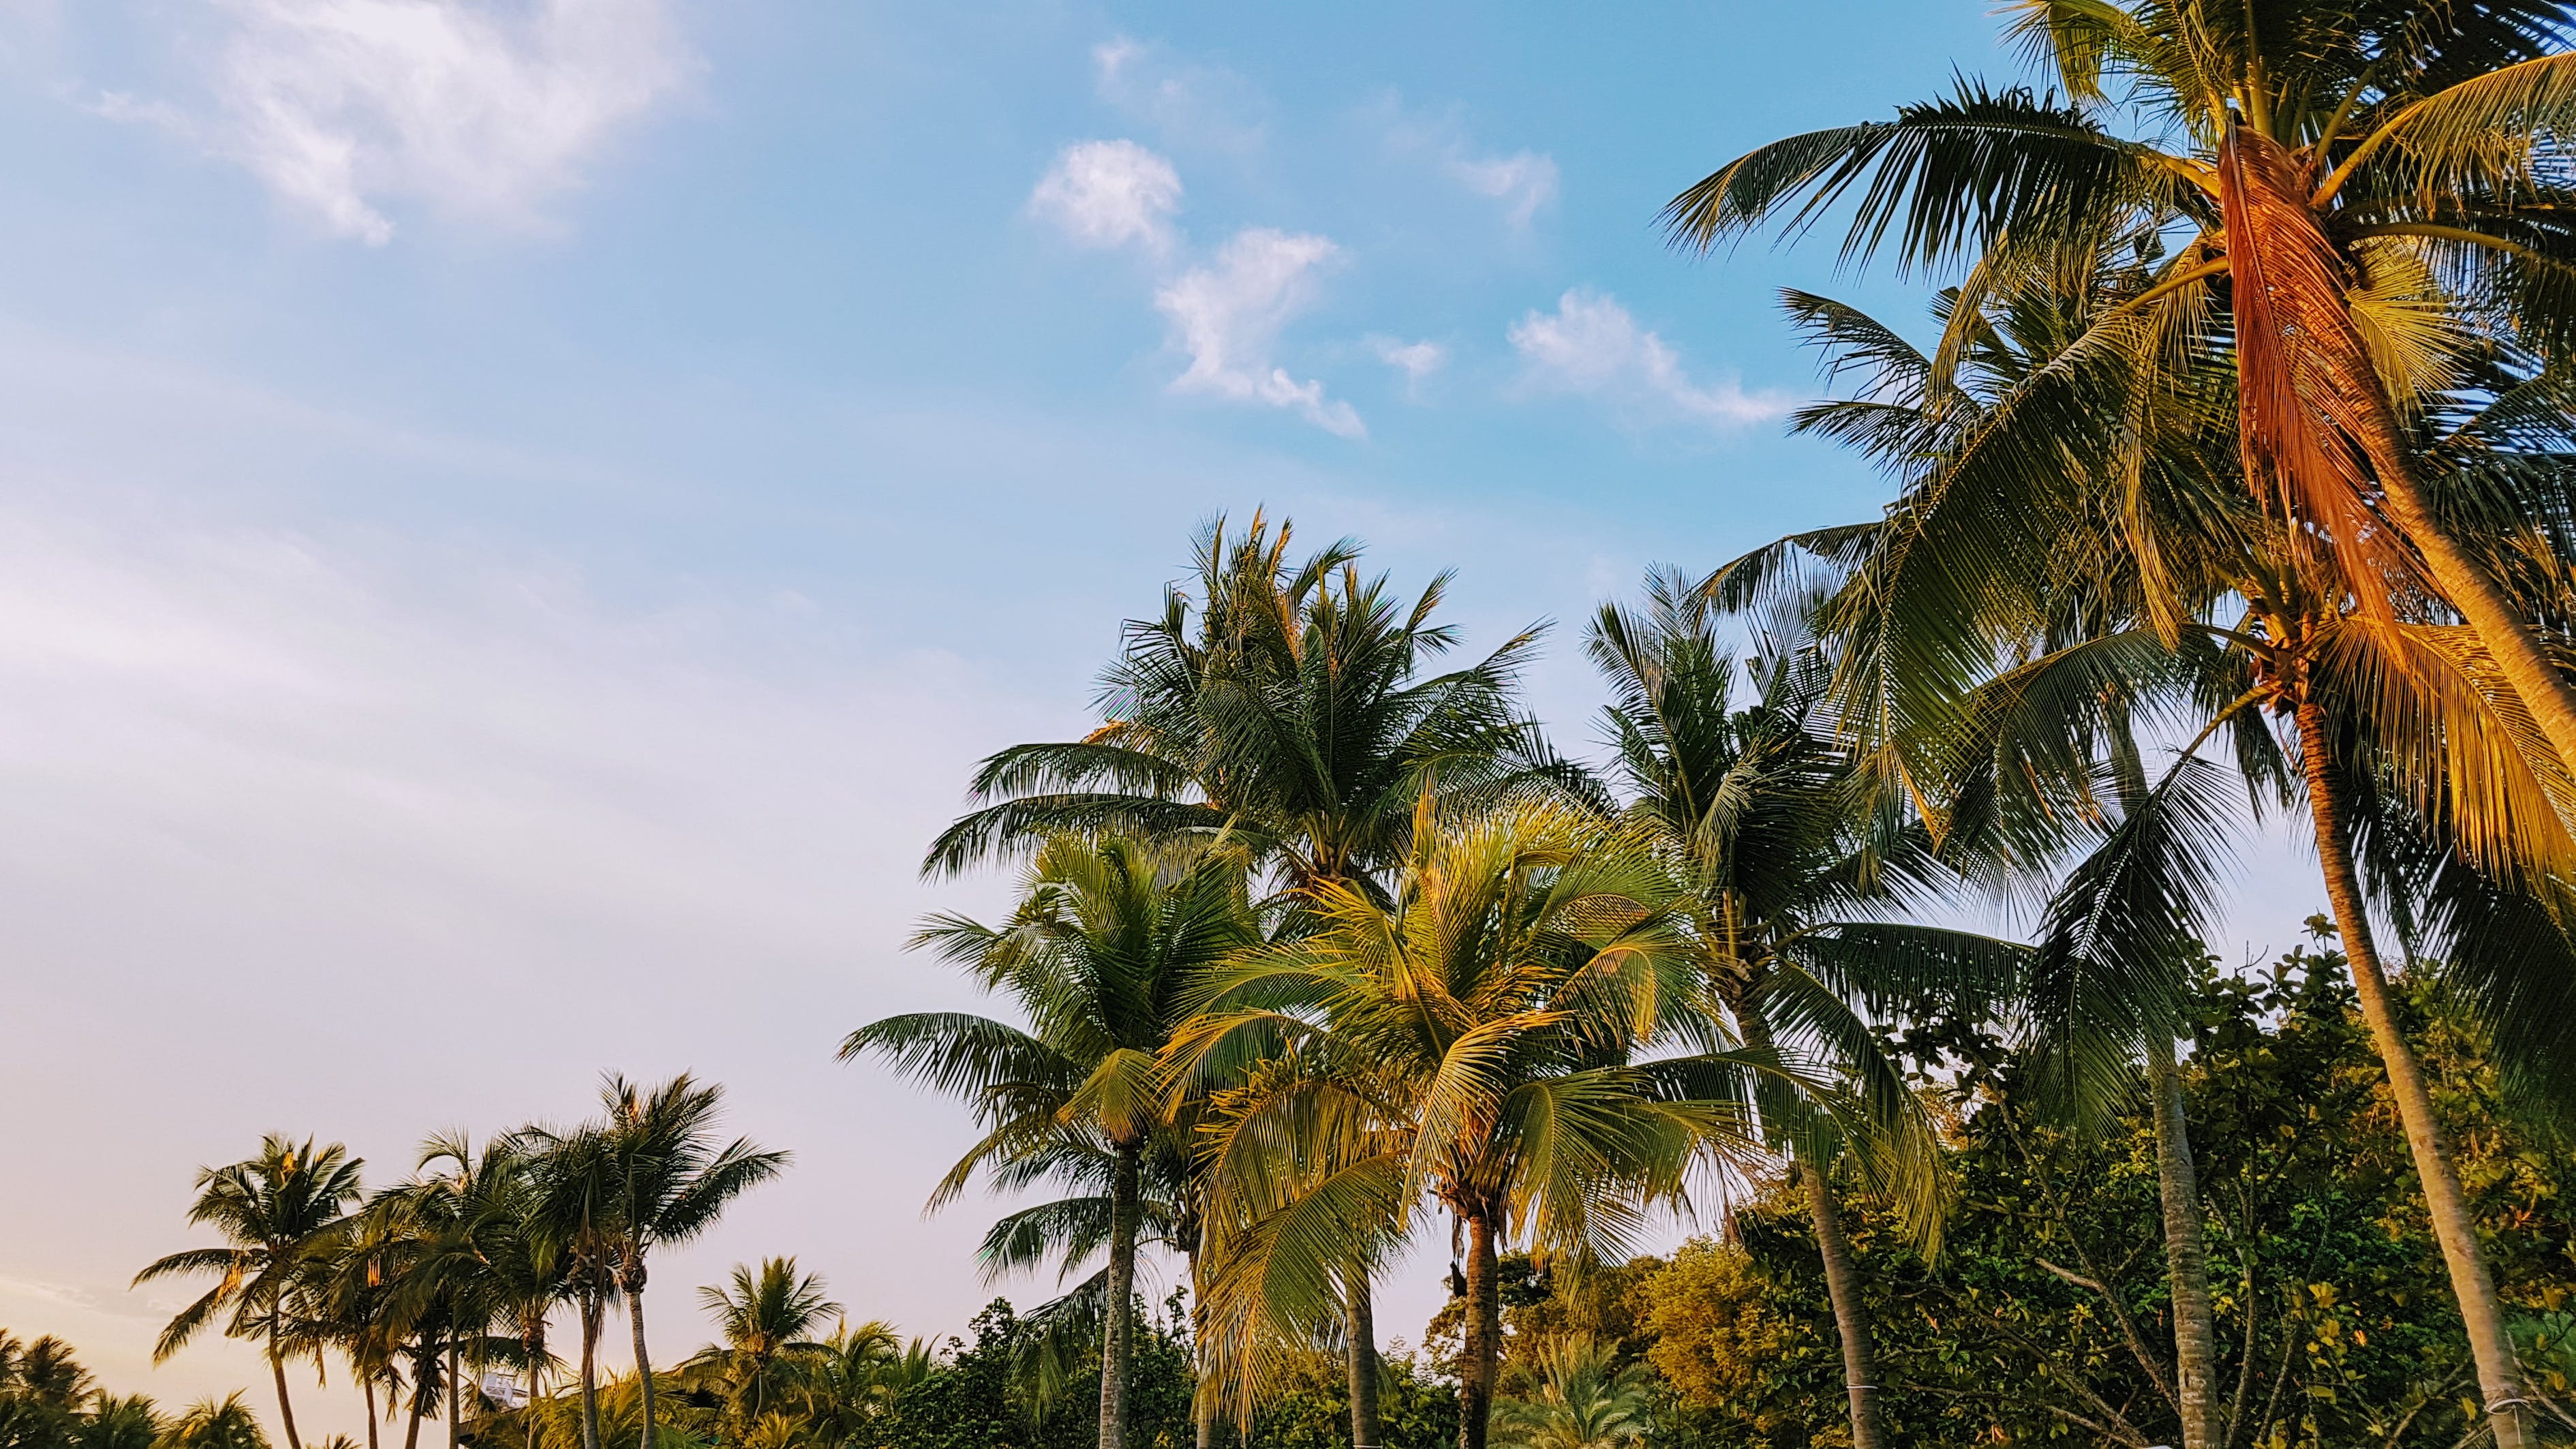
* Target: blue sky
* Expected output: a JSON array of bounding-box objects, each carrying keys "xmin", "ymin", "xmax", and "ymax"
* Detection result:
[{"xmin": 0, "ymin": 0, "xmax": 2327, "ymax": 1428}]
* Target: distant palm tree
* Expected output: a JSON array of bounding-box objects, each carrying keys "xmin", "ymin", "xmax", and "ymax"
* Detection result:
[
  {"xmin": 682, "ymin": 1258, "xmax": 842, "ymax": 1432},
  {"xmin": 527, "ymin": 1076, "xmax": 785, "ymax": 1449},
  {"xmin": 157, "ymin": 1394, "xmax": 270, "ymax": 1449},
  {"xmin": 76, "ymin": 1396, "xmax": 164, "ymax": 1449},
  {"xmin": 369, "ymin": 1135, "xmax": 547, "ymax": 1449},
  {"xmin": 136, "ymin": 1136, "xmax": 364, "ymax": 1449},
  {"xmin": 1489, "ymin": 1338, "xmax": 1651, "ymax": 1449},
  {"xmin": 847, "ymin": 834, "xmax": 1255, "ymax": 1449}
]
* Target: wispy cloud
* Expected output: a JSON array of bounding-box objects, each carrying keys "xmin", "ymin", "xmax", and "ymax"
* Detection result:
[
  {"xmin": 1091, "ymin": 35, "xmax": 1266, "ymax": 152},
  {"xmin": 1156, "ymin": 230, "xmax": 1362, "ymax": 438},
  {"xmin": 1446, "ymin": 151, "xmax": 1557, "ymax": 229},
  {"xmin": 106, "ymin": 0, "xmax": 692, "ymax": 244},
  {"xmin": 1028, "ymin": 139, "xmax": 1182, "ymax": 256},
  {"xmin": 1368, "ymin": 336, "xmax": 1447, "ymax": 399},
  {"xmin": 1509, "ymin": 288, "xmax": 1789, "ymax": 431}
]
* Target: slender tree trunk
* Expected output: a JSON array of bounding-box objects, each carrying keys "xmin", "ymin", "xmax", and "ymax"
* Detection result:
[
  {"xmin": 577, "ymin": 1292, "xmax": 602, "ymax": 1449},
  {"xmin": 1186, "ymin": 1248, "xmax": 1216, "ymax": 1449},
  {"xmin": 1800, "ymin": 1160, "xmax": 1886, "ymax": 1449},
  {"xmin": 1347, "ymin": 1276, "xmax": 1379, "ymax": 1449},
  {"xmin": 448, "ymin": 1342, "xmax": 463, "ymax": 1449},
  {"xmin": 2298, "ymin": 699, "xmax": 2534, "ymax": 1449},
  {"xmin": 2147, "ymin": 1037, "xmax": 2222, "ymax": 1449},
  {"xmin": 1456, "ymin": 1212, "xmax": 1499, "ymax": 1449},
  {"xmin": 626, "ymin": 1275, "xmax": 657, "ymax": 1449},
  {"xmin": 1100, "ymin": 1144, "xmax": 1142, "ymax": 1449},
  {"xmin": 405, "ymin": 1356, "xmax": 428, "ymax": 1449},
  {"xmin": 365, "ymin": 1376, "xmax": 382, "ymax": 1449},
  {"xmin": 269, "ymin": 1322, "xmax": 305, "ymax": 1449},
  {"xmin": 524, "ymin": 1329, "xmax": 544, "ymax": 1449}
]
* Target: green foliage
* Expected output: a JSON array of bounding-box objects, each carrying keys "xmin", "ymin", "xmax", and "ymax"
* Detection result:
[
  {"xmin": 156, "ymin": 1397, "xmax": 266, "ymax": 1449},
  {"xmin": 1232, "ymin": 1344, "xmax": 1456, "ymax": 1449},
  {"xmin": 876, "ymin": 1300, "xmax": 1195, "ymax": 1449},
  {"xmin": 1635, "ymin": 944, "xmax": 2576, "ymax": 1447}
]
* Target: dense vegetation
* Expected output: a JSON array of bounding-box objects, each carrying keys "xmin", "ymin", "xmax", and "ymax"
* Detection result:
[{"xmin": 52, "ymin": 1, "xmax": 2576, "ymax": 1446}]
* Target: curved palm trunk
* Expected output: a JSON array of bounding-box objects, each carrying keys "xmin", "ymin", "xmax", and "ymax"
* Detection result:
[
  {"xmin": 1345, "ymin": 1277, "xmax": 1379, "ymax": 1449},
  {"xmin": 269, "ymin": 1318, "xmax": 305, "ymax": 1449},
  {"xmin": 625, "ymin": 1276, "xmax": 658, "ymax": 1449},
  {"xmin": 404, "ymin": 1356, "xmax": 429, "ymax": 1449},
  {"xmin": 2147, "ymin": 1038, "xmax": 2221, "ymax": 1449},
  {"xmin": 1799, "ymin": 1163, "xmax": 1885, "ymax": 1449},
  {"xmin": 2299, "ymin": 699, "xmax": 2534, "ymax": 1449},
  {"xmin": 1100, "ymin": 1144, "xmax": 1143, "ymax": 1449},
  {"xmin": 364, "ymin": 1375, "xmax": 382, "ymax": 1449},
  {"xmin": 1739, "ymin": 1000, "xmax": 1883, "ymax": 1449},
  {"xmin": 576, "ymin": 1291, "xmax": 602, "ymax": 1449},
  {"xmin": 1456, "ymin": 1212, "xmax": 1499, "ymax": 1449}
]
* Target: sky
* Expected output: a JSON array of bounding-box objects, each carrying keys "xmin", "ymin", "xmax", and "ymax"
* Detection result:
[{"xmin": 0, "ymin": 0, "xmax": 2331, "ymax": 1435}]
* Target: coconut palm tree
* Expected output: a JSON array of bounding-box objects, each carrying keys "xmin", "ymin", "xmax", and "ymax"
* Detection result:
[
  {"xmin": 925, "ymin": 513, "xmax": 1565, "ymax": 1449},
  {"xmin": 1582, "ymin": 579, "xmax": 2029, "ymax": 1449},
  {"xmin": 157, "ymin": 1395, "xmax": 269, "ymax": 1449},
  {"xmin": 367, "ymin": 1135, "xmax": 554, "ymax": 1449},
  {"xmin": 845, "ymin": 834, "xmax": 1255, "ymax": 1449},
  {"xmin": 519, "ymin": 1129, "xmax": 622, "ymax": 1449},
  {"xmin": 1668, "ymin": 0, "xmax": 2576, "ymax": 787},
  {"xmin": 76, "ymin": 1397, "xmax": 164, "ymax": 1449},
  {"xmin": 1488, "ymin": 1338, "xmax": 1651, "ymax": 1449},
  {"xmin": 680, "ymin": 1259, "xmax": 841, "ymax": 1434},
  {"xmin": 1743, "ymin": 264, "xmax": 2576, "ymax": 1447},
  {"xmin": 135, "ymin": 1137, "xmax": 364, "ymax": 1449},
  {"xmin": 530, "ymin": 1078, "xmax": 784, "ymax": 1449},
  {"xmin": 1170, "ymin": 799, "xmax": 1760, "ymax": 1449}
]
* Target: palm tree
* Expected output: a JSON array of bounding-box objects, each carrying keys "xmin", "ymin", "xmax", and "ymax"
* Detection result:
[
  {"xmin": 925, "ymin": 513, "xmax": 1560, "ymax": 1449},
  {"xmin": 681, "ymin": 1258, "xmax": 842, "ymax": 1433},
  {"xmin": 1171, "ymin": 799, "xmax": 1757, "ymax": 1449},
  {"xmin": 1582, "ymin": 579, "xmax": 2027, "ymax": 1449},
  {"xmin": 157, "ymin": 1395, "xmax": 270, "ymax": 1449},
  {"xmin": 77, "ymin": 1397, "xmax": 166, "ymax": 1449},
  {"xmin": 1488, "ymin": 1338, "xmax": 1651, "ymax": 1449},
  {"xmin": 520, "ymin": 1128, "xmax": 622, "ymax": 1449},
  {"xmin": 551, "ymin": 1076, "xmax": 786, "ymax": 1449},
  {"xmin": 369, "ymin": 1135, "xmax": 551, "ymax": 1449},
  {"xmin": 135, "ymin": 1136, "xmax": 364, "ymax": 1449},
  {"xmin": 1743, "ymin": 266, "xmax": 2576, "ymax": 1448},
  {"xmin": 845, "ymin": 834, "xmax": 1255, "ymax": 1449},
  {"xmin": 1668, "ymin": 0, "xmax": 2576, "ymax": 784}
]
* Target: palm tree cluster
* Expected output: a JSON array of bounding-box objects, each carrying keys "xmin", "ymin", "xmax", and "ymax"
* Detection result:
[{"xmin": 132, "ymin": 1078, "xmax": 784, "ymax": 1449}]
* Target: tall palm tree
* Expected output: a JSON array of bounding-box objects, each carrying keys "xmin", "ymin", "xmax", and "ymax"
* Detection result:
[
  {"xmin": 681, "ymin": 1258, "xmax": 841, "ymax": 1434},
  {"xmin": 534, "ymin": 1077, "xmax": 785, "ymax": 1449},
  {"xmin": 1582, "ymin": 579, "xmax": 2028, "ymax": 1449},
  {"xmin": 135, "ymin": 1137, "xmax": 364, "ymax": 1449},
  {"xmin": 1744, "ymin": 264, "xmax": 2576, "ymax": 1448},
  {"xmin": 845, "ymin": 834, "xmax": 1255, "ymax": 1449},
  {"xmin": 1171, "ymin": 799, "xmax": 1758, "ymax": 1449},
  {"xmin": 925, "ymin": 513, "xmax": 1560, "ymax": 1449},
  {"xmin": 369, "ymin": 1135, "xmax": 552, "ymax": 1449},
  {"xmin": 1668, "ymin": 0, "xmax": 2576, "ymax": 782}
]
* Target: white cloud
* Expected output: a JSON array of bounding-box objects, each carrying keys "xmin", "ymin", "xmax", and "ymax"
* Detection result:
[
  {"xmin": 1156, "ymin": 229, "xmax": 1362, "ymax": 438},
  {"xmin": 1027, "ymin": 139, "xmax": 1182, "ymax": 256},
  {"xmin": 1508, "ymin": 288, "xmax": 1790, "ymax": 430},
  {"xmin": 1447, "ymin": 150, "xmax": 1558, "ymax": 229},
  {"xmin": 127, "ymin": 0, "xmax": 692, "ymax": 244},
  {"xmin": 1368, "ymin": 336, "xmax": 1447, "ymax": 399}
]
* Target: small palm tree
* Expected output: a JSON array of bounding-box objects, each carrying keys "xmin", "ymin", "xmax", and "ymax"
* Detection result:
[
  {"xmin": 532, "ymin": 1076, "xmax": 785, "ymax": 1449},
  {"xmin": 681, "ymin": 1258, "xmax": 842, "ymax": 1433},
  {"xmin": 156, "ymin": 1394, "xmax": 270, "ymax": 1449},
  {"xmin": 846, "ymin": 834, "xmax": 1255, "ymax": 1449},
  {"xmin": 135, "ymin": 1137, "xmax": 364, "ymax": 1449},
  {"xmin": 1490, "ymin": 1338, "xmax": 1652, "ymax": 1449},
  {"xmin": 76, "ymin": 1396, "xmax": 165, "ymax": 1449}
]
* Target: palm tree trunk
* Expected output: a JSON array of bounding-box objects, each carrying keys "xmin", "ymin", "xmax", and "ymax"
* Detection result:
[
  {"xmin": 1456, "ymin": 1212, "xmax": 1499, "ymax": 1449},
  {"xmin": 1345, "ymin": 1277, "xmax": 1379, "ymax": 1449},
  {"xmin": 524, "ymin": 1328, "xmax": 545, "ymax": 1449},
  {"xmin": 2298, "ymin": 698, "xmax": 2535, "ymax": 1449},
  {"xmin": 405, "ymin": 1360, "xmax": 429, "ymax": 1449},
  {"xmin": 1099, "ymin": 1144, "xmax": 1143, "ymax": 1449},
  {"xmin": 626, "ymin": 1278, "xmax": 657, "ymax": 1449},
  {"xmin": 269, "ymin": 1321, "xmax": 305, "ymax": 1449},
  {"xmin": 1800, "ymin": 1160, "xmax": 1885, "ymax": 1449},
  {"xmin": 577, "ymin": 1293, "xmax": 602, "ymax": 1449},
  {"xmin": 2147, "ymin": 1037, "xmax": 2221, "ymax": 1449},
  {"xmin": 448, "ymin": 1342, "xmax": 463, "ymax": 1449},
  {"xmin": 364, "ymin": 1376, "xmax": 382, "ymax": 1449},
  {"xmin": 1740, "ymin": 998, "xmax": 1882, "ymax": 1449},
  {"xmin": 1185, "ymin": 1247, "xmax": 1216, "ymax": 1449}
]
